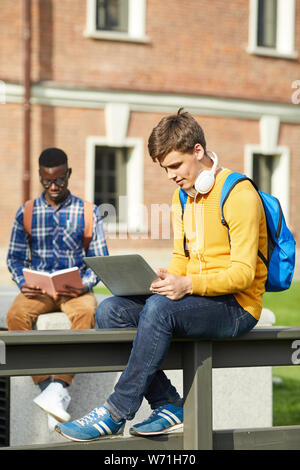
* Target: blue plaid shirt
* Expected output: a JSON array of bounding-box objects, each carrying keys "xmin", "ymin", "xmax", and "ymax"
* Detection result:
[{"xmin": 7, "ymin": 191, "xmax": 109, "ymax": 290}]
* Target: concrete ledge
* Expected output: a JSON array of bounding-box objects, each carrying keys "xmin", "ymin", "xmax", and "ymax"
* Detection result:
[{"xmin": 35, "ymin": 312, "xmax": 71, "ymax": 330}]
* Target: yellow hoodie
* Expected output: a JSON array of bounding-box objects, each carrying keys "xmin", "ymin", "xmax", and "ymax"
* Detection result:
[{"xmin": 167, "ymin": 168, "xmax": 268, "ymax": 320}]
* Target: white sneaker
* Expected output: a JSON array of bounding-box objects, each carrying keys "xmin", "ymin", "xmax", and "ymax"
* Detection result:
[
  {"xmin": 33, "ymin": 382, "xmax": 71, "ymax": 422},
  {"xmin": 48, "ymin": 414, "xmax": 59, "ymax": 431}
]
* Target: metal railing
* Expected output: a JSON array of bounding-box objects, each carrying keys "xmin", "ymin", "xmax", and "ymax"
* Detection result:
[{"xmin": 0, "ymin": 326, "xmax": 300, "ymax": 450}]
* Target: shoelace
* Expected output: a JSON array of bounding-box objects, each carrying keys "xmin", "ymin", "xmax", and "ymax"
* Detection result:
[
  {"xmin": 77, "ymin": 407, "xmax": 107, "ymax": 426},
  {"xmin": 143, "ymin": 406, "xmax": 164, "ymax": 424}
]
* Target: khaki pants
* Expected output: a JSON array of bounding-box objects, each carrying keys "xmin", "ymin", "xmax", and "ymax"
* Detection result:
[{"xmin": 6, "ymin": 291, "xmax": 97, "ymax": 386}]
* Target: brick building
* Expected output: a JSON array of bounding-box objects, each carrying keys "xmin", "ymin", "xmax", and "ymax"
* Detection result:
[{"xmin": 0, "ymin": 0, "xmax": 299, "ymax": 284}]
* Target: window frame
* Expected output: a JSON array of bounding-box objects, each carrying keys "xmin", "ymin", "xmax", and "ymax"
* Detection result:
[
  {"xmin": 248, "ymin": 0, "xmax": 297, "ymax": 59},
  {"xmin": 244, "ymin": 144, "xmax": 290, "ymax": 224},
  {"xmin": 84, "ymin": 0, "xmax": 149, "ymax": 43},
  {"xmin": 85, "ymin": 136, "xmax": 146, "ymax": 234},
  {"xmin": 93, "ymin": 145, "xmax": 128, "ymax": 223}
]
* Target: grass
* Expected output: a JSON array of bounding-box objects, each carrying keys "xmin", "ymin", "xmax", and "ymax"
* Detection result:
[
  {"xmin": 93, "ymin": 286, "xmax": 111, "ymax": 296},
  {"xmin": 272, "ymin": 367, "xmax": 300, "ymax": 426},
  {"xmin": 263, "ymin": 281, "xmax": 300, "ymax": 327},
  {"xmin": 263, "ymin": 281, "xmax": 300, "ymax": 425},
  {"xmin": 94, "ymin": 282, "xmax": 300, "ymax": 426}
]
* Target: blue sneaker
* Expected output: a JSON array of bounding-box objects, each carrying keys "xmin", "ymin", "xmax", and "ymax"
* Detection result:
[
  {"xmin": 55, "ymin": 406, "xmax": 125, "ymax": 442},
  {"xmin": 129, "ymin": 404, "xmax": 183, "ymax": 436}
]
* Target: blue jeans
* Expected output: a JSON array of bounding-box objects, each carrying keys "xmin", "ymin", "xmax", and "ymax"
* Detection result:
[{"xmin": 95, "ymin": 293, "xmax": 257, "ymax": 421}]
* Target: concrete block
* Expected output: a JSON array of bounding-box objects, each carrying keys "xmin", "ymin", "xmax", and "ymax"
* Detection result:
[
  {"xmin": 35, "ymin": 312, "xmax": 71, "ymax": 330},
  {"xmin": 212, "ymin": 307, "xmax": 275, "ymax": 430},
  {"xmin": 10, "ymin": 372, "xmax": 120, "ymax": 445}
]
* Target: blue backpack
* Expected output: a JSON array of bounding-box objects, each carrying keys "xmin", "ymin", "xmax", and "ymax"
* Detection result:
[{"xmin": 179, "ymin": 172, "xmax": 295, "ymax": 292}]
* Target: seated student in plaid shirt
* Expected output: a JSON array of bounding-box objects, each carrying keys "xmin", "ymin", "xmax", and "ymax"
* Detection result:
[{"xmin": 6, "ymin": 147, "xmax": 108, "ymax": 430}]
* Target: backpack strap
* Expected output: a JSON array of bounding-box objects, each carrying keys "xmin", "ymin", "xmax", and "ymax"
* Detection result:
[
  {"xmin": 179, "ymin": 188, "xmax": 188, "ymax": 213},
  {"xmin": 179, "ymin": 189, "xmax": 190, "ymax": 257},
  {"xmin": 23, "ymin": 199, "xmax": 34, "ymax": 239},
  {"xmin": 220, "ymin": 172, "xmax": 250, "ymax": 227},
  {"xmin": 83, "ymin": 200, "xmax": 94, "ymax": 254},
  {"xmin": 220, "ymin": 172, "xmax": 268, "ymax": 267},
  {"xmin": 23, "ymin": 199, "xmax": 35, "ymax": 261}
]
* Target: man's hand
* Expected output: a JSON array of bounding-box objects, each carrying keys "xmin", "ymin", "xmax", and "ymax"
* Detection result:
[
  {"xmin": 54, "ymin": 284, "xmax": 89, "ymax": 299},
  {"xmin": 150, "ymin": 269, "xmax": 192, "ymax": 300},
  {"xmin": 21, "ymin": 283, "xmax": 45, "ymax": 299},
  {"xmin": 21, "ymin": 283, "xmax": 89, "ymax": 299}
]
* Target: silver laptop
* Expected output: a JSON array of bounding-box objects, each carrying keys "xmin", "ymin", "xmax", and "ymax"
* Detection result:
[{"xmin": 84, "ymin": 254, "xmax": 158, "ymax": 296}]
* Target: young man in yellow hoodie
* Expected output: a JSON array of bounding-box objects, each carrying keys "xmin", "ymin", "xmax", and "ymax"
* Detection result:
[{"xmin": 56, "ymin": 109, "xmax": 268, "ymax": 441}]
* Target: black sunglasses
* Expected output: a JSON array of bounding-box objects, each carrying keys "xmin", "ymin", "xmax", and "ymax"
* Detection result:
[{"xmin": 40, "ymin": 170, "xmax": 70, "ymax": 189}]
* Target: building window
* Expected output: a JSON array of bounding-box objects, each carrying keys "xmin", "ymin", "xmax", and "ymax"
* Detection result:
[
  {"xmin": 257, "ymin": 0, "xmax": 277, "ymax": 48},
  {"xmin": 86, "ymin": 137, "xmax": 145, "ymax": 234},
  {"xmin": 94, "ymin": 146, "xmax": 127, "ymax": 223},
  {"xmin": 244, "ymin": 145, "xmax": 290, "ymax": 224},
  {"xmin": 96, "ymin": 0, "xmax": 129, "ymax": 34},
  {"xmin": 248, "ymin": 0, "xmax": 297, "ymax": 59},
  {"xmin": 85, "ymin": 0, "xmax": 148, "ymax": 43},
  {"xmin": 252, "ymin": 153, "xmax": 278, "ymax": 194}
]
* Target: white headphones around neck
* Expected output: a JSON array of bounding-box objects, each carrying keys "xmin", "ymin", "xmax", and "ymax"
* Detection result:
[{"xmin": 194, "ymin": 150, "xmax": 218, "ymax": 194}]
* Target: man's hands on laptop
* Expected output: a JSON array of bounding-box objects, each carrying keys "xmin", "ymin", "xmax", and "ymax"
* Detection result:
[{"xmin": 150, "ymin": 269, "xmax": 192, "ymax": 300}]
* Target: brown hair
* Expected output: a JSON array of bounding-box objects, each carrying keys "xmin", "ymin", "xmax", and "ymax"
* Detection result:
[{"xmin": 148, "ymin": 108, "xmax": 207, "ymax": 162}]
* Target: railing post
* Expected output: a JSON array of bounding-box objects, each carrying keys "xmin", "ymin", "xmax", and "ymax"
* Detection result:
[{"xmin": 183, "ymin": 341, "xmax": 213, "ymax": 450}]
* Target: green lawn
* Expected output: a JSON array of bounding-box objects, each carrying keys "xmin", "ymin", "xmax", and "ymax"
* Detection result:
[
  {"xmin": 263, "ymin": 281, "xmax": 300, "ymax": 327},
  {"xmin": 93, "ymin": 286, "xmax": 111, "ymax": 296},
  {"xmin": 263, "ymin": 281, "xmax": 300, "ymax": 426},
  {"xmin": 94, "ymin": 282, "xmax": 300, "ymax": 426}
]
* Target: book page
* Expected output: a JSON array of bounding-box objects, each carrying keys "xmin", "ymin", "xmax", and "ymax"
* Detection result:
[
  {"xmin": 51, "ymin": 269, "xmax": 83, "ymax": 292},
  {"xmin": 23, "ymin": 267, "xmax": 83, "ymax": 296},
  {"xmin": 23, "ymin": 270, "xmax": 56, "ymax": 297}
]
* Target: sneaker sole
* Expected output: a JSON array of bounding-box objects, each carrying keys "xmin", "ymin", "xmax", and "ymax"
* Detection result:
[
  {"xmin": 129, "ymin": 422, "xmax": 183, "ymax": 436},
  {"xmin": 55, "ymin": 426, "xmax": 124, "ymax": 442},
  {"xmin": 33, "ymin": 399, "xmax": 70, "ymax": 423},
  {"xmin": 55, "ymin": 427, "xmax": 102, "ymax": 442}
]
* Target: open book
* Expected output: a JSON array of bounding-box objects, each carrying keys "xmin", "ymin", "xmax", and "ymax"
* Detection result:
[{"xmin": 23, "ymin": 267, "xmax": 83, "ymax": 297}]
